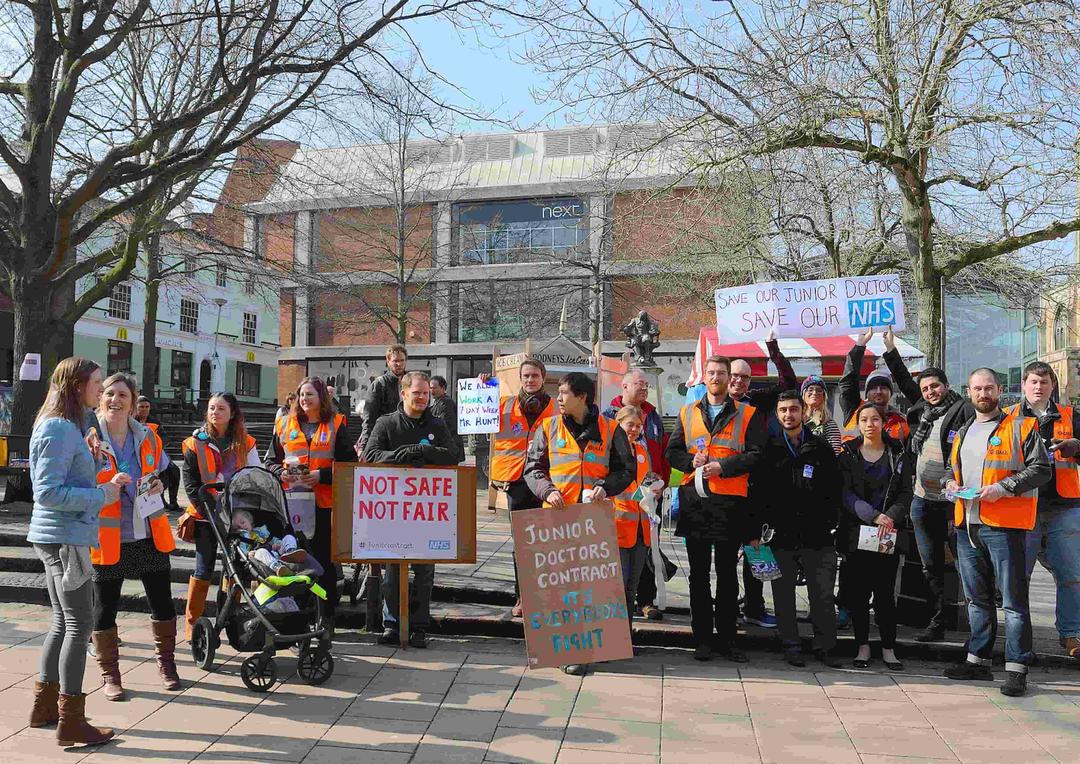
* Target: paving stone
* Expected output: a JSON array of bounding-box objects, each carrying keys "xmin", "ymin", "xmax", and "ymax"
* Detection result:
[{"xmin": 486, "ymin": 726, "xmax": 563, "ymax": 763}]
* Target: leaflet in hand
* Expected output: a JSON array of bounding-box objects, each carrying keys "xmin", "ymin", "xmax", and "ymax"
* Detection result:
[
  {"xmin": 134, "ymin": 474, "xmax": 164, "ymax": 520},
  {"xmin": 946, "ymin": 485, "xmax": 979, "ymax": 500},
  {"xmin": 858, "ymin": 525, "xmax": 898, "ymax": 555}
]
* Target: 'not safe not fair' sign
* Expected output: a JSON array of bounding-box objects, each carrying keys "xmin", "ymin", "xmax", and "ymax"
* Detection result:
[
  {"xmin": 714, "ymin": 274, "xmax": 907, "ymax": 343},
  {"xmin": 350, "ymin": 466, "xmax": 459, "ymax": 560}
]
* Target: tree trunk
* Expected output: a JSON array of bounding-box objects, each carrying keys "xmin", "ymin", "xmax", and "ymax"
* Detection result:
[
  {"xmin": 10, "ymin": 280, "xmax": 76, "ymax": 435},
  {"xmin": 893, "ymin": 166, "xmax": 941, "ymax": 366},
  {"xmin": 140, "ymin": 233, "xmax": 162, "ymax": 399}
]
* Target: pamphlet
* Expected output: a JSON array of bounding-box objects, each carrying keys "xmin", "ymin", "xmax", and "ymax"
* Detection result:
[
  {"xmin": 857, "ymin": 525, "xmax": 898, "ymax": 555},
  {"xmin": 134, "ymin": 474, "xmax": 164, "ymax": 520}
]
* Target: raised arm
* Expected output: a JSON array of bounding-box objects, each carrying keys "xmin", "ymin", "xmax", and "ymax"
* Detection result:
[{"xmin": 881, "ymin": 326, "xmax": 920, "ymax": 406}]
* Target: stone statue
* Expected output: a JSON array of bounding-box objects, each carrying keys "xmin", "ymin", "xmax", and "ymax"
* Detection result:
[{"xmin": 623, "ymin": 310, "xmax": 660, "ymax": 367}]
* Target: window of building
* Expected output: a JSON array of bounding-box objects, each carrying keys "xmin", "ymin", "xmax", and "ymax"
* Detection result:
[
  {"xmin": 243, "ymin": 312, "xmax": 257, "ymax": 345},
  {"xmin": 252, "ymin": 216, "xmax": 264, "ymax": 259},
  {"xmin": 171, "ymin": 350, "xmax": 192, "ymax": 389},
  {"xmin": 453, "ymin": 279, "xmax": 588, "ymax": 342},
  {"xmin": 1055, "ymin": 305, "xmax": 1069, "ymax": 350},
  {"xmin": 180, "ymin": 298, "xmax": 199, "ymax": 334},
  {"xmin": 455, "ymin": 197, "xmax": 589, "ymax": 265},
  {"xmin": 236, "ymin": 362, "xmax": 261, "ymax": 397},
  {"xmin": 185, "ymin": 253, "xmax": 198, "ymax": 277},
  {"xmin": 244, "ymin": 276, "xmax": 255, "ymax": 296},
  {"xmin": 107, "ymin": 340, "xmax": 133, "ymax": 376},
  {"xmin": 215, "ymin": 263, "xmax": 227, "ymax": 288},
  {"xmin": 108, "ymin": 282, "xmax": 132, "ymax": 320}
]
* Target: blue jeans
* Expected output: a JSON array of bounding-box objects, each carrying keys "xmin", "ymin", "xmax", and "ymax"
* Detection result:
[
  {"xmin": 1025, "ymin": 504, "xmax": 1080, "ymax": 639},
  {"xmin": 193, "ymin": 520, "xmax": 218, "ymax": 580},
  {"xmin": 911, "ymin": 496, "xmax": 952, "ymax": 628},
  {"xmin": 956, "ymin": 525, "xmax": 1033, "ymax": 673}
]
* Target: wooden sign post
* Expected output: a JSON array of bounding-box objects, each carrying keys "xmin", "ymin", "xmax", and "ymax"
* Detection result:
[{"xmin": 332, "ymin": 463, "xmax": 478, "ymax": 648}]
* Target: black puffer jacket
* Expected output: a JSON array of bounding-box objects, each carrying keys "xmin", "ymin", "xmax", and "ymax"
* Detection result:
[
  {"xmin": 361, "ymin": 405, "xmax": 459, "ymax": 467},
  {"xmin": 837, "ymin": 435, "xmax": 913, "ymax": 553},
  {"xmin": 760, "ymin": 430, "xmax": 842, "ymax": 550}
]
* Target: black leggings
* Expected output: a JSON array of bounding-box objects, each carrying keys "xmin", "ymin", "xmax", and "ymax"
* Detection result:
[
  {"xmin": 313, "ymin": 506, "xmax": 339, "ymax": 614},
  {"xmin": 845, "ymin": 549, "xmax": 901, "ymax": 649},
  {"xmin": 94, "ymin": 576, "xmax": 176, "ymax": 631}
]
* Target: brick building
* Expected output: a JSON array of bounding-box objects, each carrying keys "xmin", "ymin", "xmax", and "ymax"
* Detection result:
[{"xmin": 239, "ymin": 126, "xmax": 723, "ymax": 415}]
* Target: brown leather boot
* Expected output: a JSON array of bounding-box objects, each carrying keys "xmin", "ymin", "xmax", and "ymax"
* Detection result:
[
  {"xmin": 91, "ymin": 627, "xmax": 125, "ymax": 701},
  {"xmin": 152, "ymin": 619, "xmax": 182, "ymax": 691},
  {"xmin": 57, "ymin": 692, "xmax": 114, "ymax": 746},
  {"xmin": 185, "ymin": 577, "xmax": 211, "ymax": 641},
  {"xmin": 1063, "ymin": 636, "xmax": 1080, "ymax": 659},
  {"xmin": 29, "ymin": 680, "xmax": 60, "ymax": 727}
]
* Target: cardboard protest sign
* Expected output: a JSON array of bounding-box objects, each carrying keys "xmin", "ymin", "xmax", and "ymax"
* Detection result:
[
  {"xmin": 511, "ymin": 502, "xmax": 633, "ymax": 669},
  {"xmin": 714, "ymin": 274, "xmax": 906, "ymax": 343},
  {"xmin": 331, "ymin": 464, "xmax": 477, "ymax": 563},
  {"xmin": 457, "ymin": 378, "xmax": 500, "ymax": 435}
]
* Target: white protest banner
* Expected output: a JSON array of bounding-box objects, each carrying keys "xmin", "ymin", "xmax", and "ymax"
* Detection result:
[
  {"xmin": 350, "ymin": 466, "xmax": 459, "ymax": 560},
  {"xmin": 714, "ymin": 274, "xmax": 906, "ymax": 343},
  {"xmin": 457, "ymin": 378, "xmax": 500, "ymax": 435}
]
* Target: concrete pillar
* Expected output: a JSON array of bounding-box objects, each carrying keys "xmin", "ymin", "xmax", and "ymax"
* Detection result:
[
  {"xmin": 587, "ymin": 195, "xmax": 608, "ymax": 342},
  {"xmin": 433, "ymin": 202, "xmax": 453, "ymax": 344},
  {"xmin": 293, "ymin": 211, "xmax": 313, "ymax": 346}
]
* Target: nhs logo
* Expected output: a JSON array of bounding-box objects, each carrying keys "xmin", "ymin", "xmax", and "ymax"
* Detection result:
[
  {"xmin": 848, "ymin": 298, "xmax": 897, "ymax": 328},
  {"xmin": 428, "ymin": 540, "xmax": 451, "ymax": 551}
]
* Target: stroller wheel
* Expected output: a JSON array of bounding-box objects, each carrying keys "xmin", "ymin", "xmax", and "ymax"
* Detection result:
[
  {"xmin": 241, "ymin": 654, "xmax": 277, "ymax": 692},
  {"xmin": 191, "ymin": 617, "xmax": 219, "ymax": 671},
  {"xmin": 298, "ymin": 645, "xmax": 334, "ymax": 686}
]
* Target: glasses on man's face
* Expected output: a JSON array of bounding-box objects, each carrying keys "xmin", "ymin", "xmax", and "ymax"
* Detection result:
[{"xmin": 730, "ymin": 374, "xmax": 750, "ymax": 382}]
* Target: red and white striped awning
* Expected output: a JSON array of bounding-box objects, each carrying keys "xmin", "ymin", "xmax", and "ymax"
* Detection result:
[{"xmin": 686, "ymin": 328, "xmax": 927, "ymax": 386}]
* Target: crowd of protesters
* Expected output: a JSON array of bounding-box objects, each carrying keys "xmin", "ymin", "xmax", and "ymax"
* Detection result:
[{"xmin": 23, "ymin": 331, "xmax": 1080, "ymax": 743}]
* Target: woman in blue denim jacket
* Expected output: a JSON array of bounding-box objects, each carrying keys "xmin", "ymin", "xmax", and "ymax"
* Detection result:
[{"xmin": 26, "ymin": 357, "xmax": 121, "ymax": 747}]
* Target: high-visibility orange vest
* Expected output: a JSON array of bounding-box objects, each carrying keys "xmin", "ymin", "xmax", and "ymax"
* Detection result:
[
  {"xmin": 678, "ymin": 400, "xmax": 755, "ymax": 497},
  {"xmin": 612, "ymin": 440, "xmax": 652, "ymax": 548},
  {"xmin": 142, "ymin": 422, "xmax": 159, "ymax": 435},
  {"xmin": 92, "ymin": 425, "xmax": 175, "ymax": 565},
  {"xmin": 1004, "ymin": 403, "xmax": 1080, "ymax": 499},
  {"xmin": 841, "ymin": 404, "xmax": 910, "ymax": 443},
  {"xmin": 182, "ymin": 430, "xmax": 259, "ymax": 519},
  {"xmin": 950, "ymin": 412, "xmax": 1040, "ymax": 530},
  {"xmin": 490, "ymin": 395, "xmax": 555, "ymax": 482},
  {"xmin": 275, "ymin": 413, "xmax": 347, "ymax": 507},
  {"xmin": 543, "ymin": 414, "xmax": 618, "ymax": 505}
]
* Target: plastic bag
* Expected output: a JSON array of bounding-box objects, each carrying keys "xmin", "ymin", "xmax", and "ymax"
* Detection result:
[{"xmin": 743, "ymin": 543, "xmax": 782, "ymax": 582}]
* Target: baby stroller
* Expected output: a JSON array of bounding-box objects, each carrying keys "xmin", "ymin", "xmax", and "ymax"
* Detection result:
[{"xmin": 189, "ymin": 466, "xmax": 334, "ymax": 692}]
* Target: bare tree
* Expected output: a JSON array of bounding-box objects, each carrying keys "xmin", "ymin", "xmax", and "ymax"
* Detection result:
[
  {"xmin": 0, "ymin": 0, "xmax": 510, "ymax": 432},
  {"xmin": 522, "ymin": 0, "xmax": 1080, "ymax": 365}
]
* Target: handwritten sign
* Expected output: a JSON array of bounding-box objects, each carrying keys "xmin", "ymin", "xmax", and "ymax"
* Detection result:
[
  {"xmin": 457, "ymin": 378, "xmax": 500, "ymax": 435},
  {"xmin": 350, "ymin": 466, "xmax": 459, "ymax": 560},
  {"xmin": 714, "ymin": 274, "xmax": 907, "ymax": 343},
  {"xmin": 511, "ymin": 503, "xmax": 633, "ymax": 669}
]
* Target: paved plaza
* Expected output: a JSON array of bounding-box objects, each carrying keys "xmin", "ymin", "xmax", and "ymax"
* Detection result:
[{"xmin": 0, "ymin": 603, "xmax": 1079, "ymax": 764}]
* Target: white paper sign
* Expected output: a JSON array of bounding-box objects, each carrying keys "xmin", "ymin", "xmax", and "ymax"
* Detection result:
[
  {"xmin": 457, "ymin": 378, "xmax": 501, "ymax": 435},
  {"xmin": 714, "ymin": 274, "xmax": 906, "ymax": 343},
  {"xmin": 19, "ymin": 353, "xmax": 41, "ymax": 381},
  {"xmin": 351, "ymin": 466, "xmax": 459, "ymax": 560}
]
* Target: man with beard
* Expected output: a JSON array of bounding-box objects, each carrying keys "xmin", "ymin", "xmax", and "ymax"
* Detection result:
[
  {"xmin": 481, "ymin": 359, "xmax": 556, "ymax": 617},
  {"xmin": 881, "ymin": 326, "xmax": 976, "ymax": 642},
  {"xmin": 944, "ymin": 368, "xmax": 1050, "ymax": 697},
  {"xmin": 763, "ymin": 391, "xmax": 843, "ymax": 668},
  {"xmin": 666, "ymin": 355, "xmax": 765, "ymax": 662},
  {"xmin": 1004, "ymin": 362, "xmax": 1080, "ymax": 660}
]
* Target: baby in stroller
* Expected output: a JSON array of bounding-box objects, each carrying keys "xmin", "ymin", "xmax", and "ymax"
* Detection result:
[{"xmin": 229, "ymin": 506, "xmax": 324, "ymax": 614}]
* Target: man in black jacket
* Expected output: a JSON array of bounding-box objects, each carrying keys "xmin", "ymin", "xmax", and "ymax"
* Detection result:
[
  {"xmin": 764, "ymin": 391, "xmax": 844, "ymax": 668},
  {"xmin": 429, "ymin": 375, "xmax": 462, "ymax": 463},
  {"xmin": 731, "ymin": 328, "xmax": 798, "ymax": 630},
  {"xmin": 666, "ymin": 355, "xmax": 766, "ymax": 662},
  {"xmin": 356, "ymin": 344, "xmax": 408, "ymax": 457},
  {"xmin": 362, "ymin": 370, "xmax": 459, "ymax": 648},
  {"xmin": 882, "ymin": 326, "xmax": 976, "ymax": 641}
]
